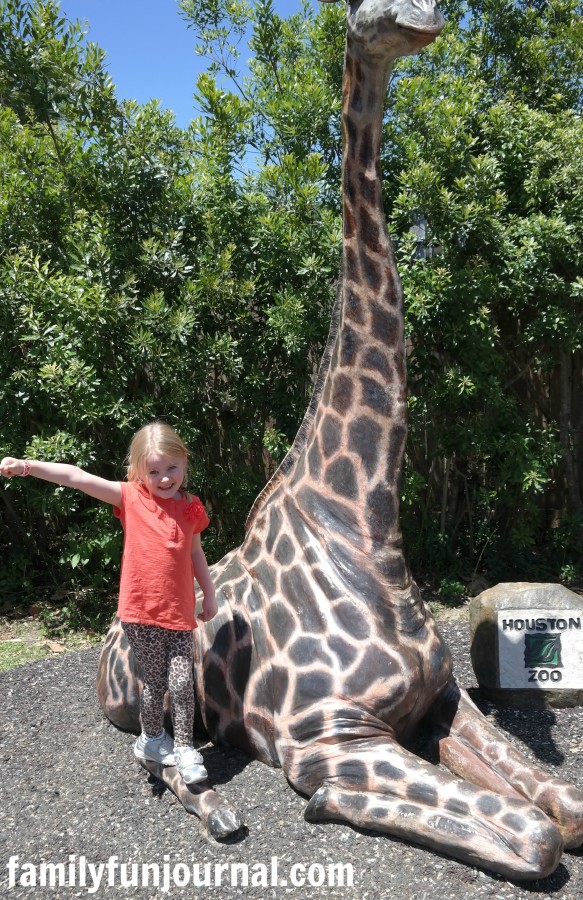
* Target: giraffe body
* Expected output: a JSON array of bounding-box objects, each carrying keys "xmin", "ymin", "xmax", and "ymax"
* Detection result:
[{"xmin": 97, "ymin": 0, "xmax": 583, "ymax": 875}]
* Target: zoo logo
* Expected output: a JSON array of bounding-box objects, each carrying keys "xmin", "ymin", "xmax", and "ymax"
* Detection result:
[{"xmin": 525, "ymin": 634, "xmax": 562, "ymax": 684}]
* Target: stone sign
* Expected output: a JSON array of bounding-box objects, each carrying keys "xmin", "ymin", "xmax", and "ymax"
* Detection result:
[
  {"xmin": 498, "ymin": 609, "xmax": 583, "ymax": 689},
  {"xmin": 470, "ymin": 583, "xmax": 583, "ymax": 707}
]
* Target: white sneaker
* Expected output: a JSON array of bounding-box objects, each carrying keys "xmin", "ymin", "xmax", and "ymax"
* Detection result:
[
  {"xmin": 174, "ymin": 746, "xmax": 208, "ymax": 784},
  {"xmin": 134, "ymin": 729, "xmax": 176, "ymax": 766}
]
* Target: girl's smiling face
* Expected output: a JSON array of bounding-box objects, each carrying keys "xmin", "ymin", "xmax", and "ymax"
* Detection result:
[{"xmin": 142, "ymin": 453, "xmax": 186, "ymax": 499}]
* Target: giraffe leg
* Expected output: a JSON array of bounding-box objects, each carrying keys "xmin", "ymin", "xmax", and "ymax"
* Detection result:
[
  {"xmin": 136, "ymin": 760, "xmax": 242, "ymax": 839},
  {"xmin": 428, "ymin": 680, "xmax": 583, "ymax": 849},
  {"xmin": 298, "ymin": 736, "xmax": 563, "ymax": 880}
]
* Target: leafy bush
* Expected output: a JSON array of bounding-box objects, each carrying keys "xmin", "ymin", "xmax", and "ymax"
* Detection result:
[{"xmin": 0, "ymin": 0, "xmax": 581, "ymax": 631}]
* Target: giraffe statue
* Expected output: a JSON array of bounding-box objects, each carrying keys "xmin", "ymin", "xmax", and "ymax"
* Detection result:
[{"xmin": 97, "ymin": 0, "xmax": 583, "ymax": 877}]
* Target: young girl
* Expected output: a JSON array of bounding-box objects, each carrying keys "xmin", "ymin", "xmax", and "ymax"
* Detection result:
[{"xmin": 0, "ymin": 421, "xmax": 217, "ymax": 785}]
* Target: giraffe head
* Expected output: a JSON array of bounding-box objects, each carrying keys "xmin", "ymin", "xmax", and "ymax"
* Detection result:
[{"xmin": 322, "ymin": 0, "xmax": 444, "ymax": 60}]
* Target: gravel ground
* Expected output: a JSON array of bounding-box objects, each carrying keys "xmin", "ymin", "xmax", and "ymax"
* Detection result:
[{"xmin": 1, "ymin": 616, "xmax": 583, "ymax": 900}]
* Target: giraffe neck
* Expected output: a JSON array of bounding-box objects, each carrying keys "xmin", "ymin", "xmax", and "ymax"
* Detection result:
[
  {"xmin": 245, "ymin": 39, "xmax": 410, "ymax": 589},
  {"xmin": 285, "ymin": 40, "xmax": 408, "ymax": 576}
]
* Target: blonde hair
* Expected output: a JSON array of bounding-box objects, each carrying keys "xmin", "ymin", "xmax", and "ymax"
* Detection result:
[{"xmin": 126, "ymin": 421, "xmax": 189, "ymax": 483}]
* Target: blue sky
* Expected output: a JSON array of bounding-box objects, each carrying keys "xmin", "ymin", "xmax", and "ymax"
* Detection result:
[{"xmin": 58, "ymin": 0, "xmax": 320, "ymax": 129}]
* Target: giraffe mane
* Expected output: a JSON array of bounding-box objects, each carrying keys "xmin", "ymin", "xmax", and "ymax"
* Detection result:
[{"xmin": 244, "ymin": 279, "xmax": 343, "ymax": 533}]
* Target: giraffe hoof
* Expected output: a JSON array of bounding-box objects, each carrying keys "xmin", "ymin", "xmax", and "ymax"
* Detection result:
[
  {"xmin": 207, "ymin": 806, "xmax": 244, "ymax": 840},
  {"xmin": 304, "ymin": 784, "xmax": 330, "ymax": 823}
]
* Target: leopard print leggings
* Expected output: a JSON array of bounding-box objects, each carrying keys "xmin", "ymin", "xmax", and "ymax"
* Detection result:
[{"xmin": 121, "ymin": 622, "xmax": 194, "ymax": 746}]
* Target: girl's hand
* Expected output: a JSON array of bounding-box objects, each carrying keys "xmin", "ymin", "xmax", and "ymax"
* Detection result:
[
  {"xmin": 198, "ymin": 591, "xmax": 218, "ymax": 623},
  {"xmin": 0, "ymin": 457, "xmax": 25, "ymax": 477}
]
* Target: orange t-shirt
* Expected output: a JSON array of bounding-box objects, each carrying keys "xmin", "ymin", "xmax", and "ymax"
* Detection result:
[{"xmin": 113, "ymin": 481, "xmax": 210, "ymax": 630}]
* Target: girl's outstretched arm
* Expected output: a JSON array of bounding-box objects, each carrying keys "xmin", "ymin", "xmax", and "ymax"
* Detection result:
[{"xmin": 0, "ymin": 457, "xmax": 122, "ymax": 506}]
